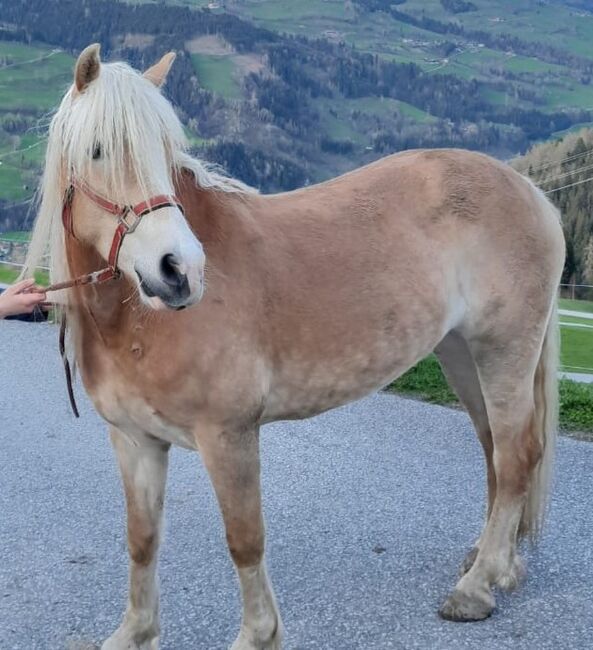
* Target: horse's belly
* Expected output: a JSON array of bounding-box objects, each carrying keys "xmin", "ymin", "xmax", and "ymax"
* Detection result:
[{"xmin": 262, "ymin": 351, "xmax": 417, "ymax": 422}]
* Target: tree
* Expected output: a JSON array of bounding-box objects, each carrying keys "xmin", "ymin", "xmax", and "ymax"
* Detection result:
[{"xmin": 583, "ymin": 235, "xmax": 593, "ymax": 285}]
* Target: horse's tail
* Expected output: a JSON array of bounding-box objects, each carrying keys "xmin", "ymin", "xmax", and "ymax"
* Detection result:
[{"xmin": 519, "ymin": 303, "xmax": 559, "ymax": 541}]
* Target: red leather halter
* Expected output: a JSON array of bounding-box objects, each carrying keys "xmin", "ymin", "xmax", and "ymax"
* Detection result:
[
  {"xmin": 48, "ymin": 179, "xmax": 184, "ymax": 418},
  {"xmin": 46, "ymin": 178, "xmax": 184, "ymax": 292}
]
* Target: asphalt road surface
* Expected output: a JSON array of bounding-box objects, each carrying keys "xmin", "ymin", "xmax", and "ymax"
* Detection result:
[{"xmin": 1, "ymin": 321, "xmax": 592, "ymax": 650}]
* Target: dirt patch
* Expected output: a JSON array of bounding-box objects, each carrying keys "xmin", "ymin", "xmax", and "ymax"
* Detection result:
[
  {"xmin": 119, "ymin": 33, "xmax": 155, "ymax": 50},
  {"xmin": 233, "ymin": 53, "xmax": 266, "ymax": 76},
  {"xmin": 185, "ymin": 34, "xmax": 234, "ymax": 56}
]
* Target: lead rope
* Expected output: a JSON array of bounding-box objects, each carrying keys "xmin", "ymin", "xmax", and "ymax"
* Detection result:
[
  {"xmin": 49, "ymin": 269, "xmax": 118, "ymax": 419},
  {"xmin": 50, "ymin": 277, "xmax": 115, "ymax": 420},
  {"xmin": 59, "ymin": 315, "xmax": 79, "ymax": 418}
]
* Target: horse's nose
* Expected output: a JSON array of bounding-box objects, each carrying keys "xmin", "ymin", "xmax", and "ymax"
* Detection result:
[{"xmin": 160, "ymin": 253, "xmax": 189, "ymax": 296}]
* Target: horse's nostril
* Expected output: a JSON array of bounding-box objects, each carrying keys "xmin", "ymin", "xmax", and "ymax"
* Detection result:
[{"xmin": 160, "ymin": 253, "xmax": 186, "ymax": 288}]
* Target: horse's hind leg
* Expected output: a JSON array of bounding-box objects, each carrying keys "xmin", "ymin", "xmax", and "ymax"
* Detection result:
[
  {"xmin": 102, "ymin": 429, "xmax": 169, "ymax": 650},
  {"xmin": 199, "ymin": 425, "xmax": 282, "ymax": 650},
  {"xmin": 439, "ymin": 312, "xmax": 556, "ymax": 622},
  {"xmin": 435, "ymin": 331, "xmax": 496, "ymax": 575}
]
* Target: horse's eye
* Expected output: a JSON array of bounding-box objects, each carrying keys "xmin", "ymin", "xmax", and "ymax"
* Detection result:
[{"xmin": 92, "ymin": 144, "xmax": 102, "ymax": 160}]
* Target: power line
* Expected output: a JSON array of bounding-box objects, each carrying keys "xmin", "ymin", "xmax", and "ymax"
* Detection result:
[
  {"xmin": 0, "ymin": 49, "xmax": 61, "ymax": 71},
  {"xmin": 518, "ymin": 146, "xmax": 593, "ymax": 175},
  {"xmin": 544, "ymin": 173, "xmax": 593, "ymax": 194},
  {"xmin": 0, "ymin": 138, "xmax": 46, "ymax": 160},
  {"xmin": 539, "ymin": 160, "xmax": 593, "ymax": 185}
]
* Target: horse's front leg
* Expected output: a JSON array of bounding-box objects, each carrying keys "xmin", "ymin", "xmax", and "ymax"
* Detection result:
[
  {"xmin": 102, "ymin": 429, "xmax": 170, "ymax": 650},
  {"xmin": 199, "ymin": 425, "xmax": 283, "ymax": 650}
]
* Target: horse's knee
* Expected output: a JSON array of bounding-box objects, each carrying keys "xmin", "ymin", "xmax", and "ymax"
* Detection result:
[
  {"xmin": 494, "ymin": 413, "xmax": 542, "ymax": 493},
  {"xmin": 127, "ymin": 505, "xmax": 160, "ymax": 566},
  {"xmin": 227, "ymin": 528, "xmax": 265, "ymax": 568},
  {"xmin": 129, "ymin": 531, "xmax": 157, "ymax": 566}
]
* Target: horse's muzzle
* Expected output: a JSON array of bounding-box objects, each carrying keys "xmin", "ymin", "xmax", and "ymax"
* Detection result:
[{"xmin": 136, "ymin": 255, "xmax": 199, "ymax": 310}]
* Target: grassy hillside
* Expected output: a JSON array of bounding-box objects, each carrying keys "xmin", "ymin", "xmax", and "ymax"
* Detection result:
[
  {"xmin": 0, "ymin": 41, "xmax": 73, "ymax": 206},
  {"xmin": 2, "ymin": 0, "xmax": 593, "ymax": 220},
  {"xmin": 177, "ymin": 0, "xmax": 593, "ymax": 116}
]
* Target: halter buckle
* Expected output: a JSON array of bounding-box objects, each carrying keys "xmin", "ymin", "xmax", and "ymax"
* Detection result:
[{"xmin": 118, "ymin": 206, "xmax": 142, "ymax": 234}]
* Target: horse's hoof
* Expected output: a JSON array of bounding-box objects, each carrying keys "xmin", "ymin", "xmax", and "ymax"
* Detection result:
[
  {"xmin": 101, "ymin": 632, "xmax": 158, "ymax": 650},
  {"xmin": 438, "ymin": 589, "xmax": 494, "ymax": 622},
  {"xmin": 230, "ymin": 630, "xmax": 282, "ymax": 650},
  {"xmin": 459, "ymin": 547, "xmax": 479, "ymax": 576}
]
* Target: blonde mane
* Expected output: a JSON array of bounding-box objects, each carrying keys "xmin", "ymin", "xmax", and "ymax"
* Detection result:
[{"xmin": 23, "ymin": 58, "xmax": 252, "ymax": 293}]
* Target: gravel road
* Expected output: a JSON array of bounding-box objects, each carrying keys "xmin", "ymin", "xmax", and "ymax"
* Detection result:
[{"xmin": 1, "ymin": 321, "xmax": 592, "ymax": 650}]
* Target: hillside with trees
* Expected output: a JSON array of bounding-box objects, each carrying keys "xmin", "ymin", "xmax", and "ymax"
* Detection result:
[
  {"xmin": 513, "ymin": 129, "xmax": 593, "ymax": 289},
  {"xmin": 1, "ymin": 0, "xmax": 593, "ymax": 233}
]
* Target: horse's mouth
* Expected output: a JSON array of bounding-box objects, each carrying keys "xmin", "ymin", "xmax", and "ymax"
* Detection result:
[{"xmin": 136, "ymin": 271, "xmax": 190, "ymax": 311}]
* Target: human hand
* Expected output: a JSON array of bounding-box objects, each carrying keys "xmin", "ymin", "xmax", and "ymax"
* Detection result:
[{"xmin": 0, "ymin": 278, "xmax": 47, "ymax": 319}]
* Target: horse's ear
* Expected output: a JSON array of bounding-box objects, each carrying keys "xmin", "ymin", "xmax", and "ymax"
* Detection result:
[
  {"xmin": 143, "ymin": 52, "xmax": 176, "ymax": 87},
  {"xmin": 74, "ymin": 43, "xmax": 101, "ymax": 93}
]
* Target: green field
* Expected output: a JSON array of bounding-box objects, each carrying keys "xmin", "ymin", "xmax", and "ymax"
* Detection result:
[
  {"xmin": 0, "ymin": 43, "xmax": 73, "ymax": 111},
  {"xmin": 560, "ymin": 324, "xmax": 593, "ymax": 373},
  {"xmin": 559, "ymin": 298, "xmax": 593, "ymax": 314},
  {"xmin": 221, "ymin": 0, "xmax": 593, "ymax": 123},
  {"xmin": 0, "ymin": 263, "xmax": 47, "ymax": 285},
  {"xmin": 118, "ymin": 0, "xmax": 593, "ymax": 122},
  {"xmin": 561, "ymin": 332, "xmax": 593, "ymax": 372},
  {"xmin": 0, "ymin": 42, "xmax": 73, "ymax": 203},
  {"xmin": 0, "ymin": 231, "xmax": 31, "ymax": 242},
  {"xmin": 190, "ymin": 54, "xmax": 242, "ymax": 99},
  {"xmin": 558, "ymin": 300, "xmax": 593, "ymax": 373}
]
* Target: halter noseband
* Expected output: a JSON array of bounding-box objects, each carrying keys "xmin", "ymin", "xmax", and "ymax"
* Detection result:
[{"xmin": 50, "ymin": 178, "xmax": 185, "ymax": 293}]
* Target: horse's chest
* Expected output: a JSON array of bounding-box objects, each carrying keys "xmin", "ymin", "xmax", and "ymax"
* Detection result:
[{"xmin": 82, "ymin": 354, "xmax": 198, "ymax": 450}]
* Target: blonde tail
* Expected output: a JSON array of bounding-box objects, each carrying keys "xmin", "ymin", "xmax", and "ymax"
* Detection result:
[{"xmin": 519, "ymin": 304, "xmax": 559, "ymax": 540}]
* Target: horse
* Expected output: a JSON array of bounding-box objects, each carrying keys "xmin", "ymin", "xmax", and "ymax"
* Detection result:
[{"xmin": 25, "ymin": 43, "xmax": 565, "ymax": 649}]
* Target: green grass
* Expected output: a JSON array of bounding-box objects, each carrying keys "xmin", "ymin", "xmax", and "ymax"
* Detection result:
[
  {"xmin": 0, "ymin": 42, "xmax": 73, "ymax": 203},
  {"xmin": 389, "ymin": 355, "xmax": 457, "ymax": 405},
  {"xmin": 559, "ymin": 298, "xmax": 593, "ymax": 314},
  {"xmin": 0, "ymin": 264, "xmax": 48, "ymax": 285},
  {"xmin": 0, "ymin": 46, "xmax": 73, "ymax": 111},
  {"xmin": 344, "ymin": 96, "xmax": 436, "ymax": 123},
  {"xmin": 560, "ymin": 326, "xmax": 593, "ymax": 373},
  {"xmin": 559, "ymin": 379, "xmax": 593, "ymax": 433},
  {"xmin": 190, "ymin": 54, "xmax": 242, "ymax": 99},
  {"xmin": 389, "ymin": 355, "xmax": 593, "ymax": 435},
  {"xmin": 245, "ymin": 0, "xmax": 347, "ymax": 23},
  {"xmin": 228, "ymin": 0, "xmax": 593, "ymax": 121},
  {"xmin": 560, "ymin": 315, "xmax": 593, "ymax": 326},
  {"xmin": 544, "ymin": 83, "xmax": 593, "ymax": 111},
  {"xmin": 0, "ymin": 231, "xmax": 30, "ymax": 242},
  {"xmin": 0, "ymin": 163, "xmax": 27, "ymax": 201}
]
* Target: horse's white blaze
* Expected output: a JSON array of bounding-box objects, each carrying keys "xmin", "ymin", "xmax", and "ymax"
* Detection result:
[{"xmin": 117, "ymin": 206, "xmax": 205, "ymax": 307}]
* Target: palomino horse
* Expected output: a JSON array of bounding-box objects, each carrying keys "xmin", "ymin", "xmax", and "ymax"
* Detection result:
[{"xmin": 25, "ymin": 44, "xmax": 565, "ymax": 649}]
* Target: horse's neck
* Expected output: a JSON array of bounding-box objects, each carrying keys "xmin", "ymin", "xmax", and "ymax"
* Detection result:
[{"xmin": 179, "ymin": 175, "xmax": 265, "ymax": 279}]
